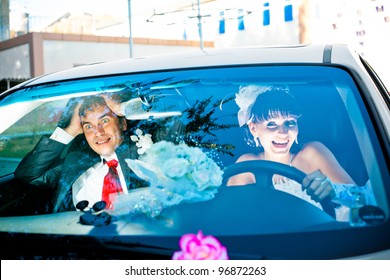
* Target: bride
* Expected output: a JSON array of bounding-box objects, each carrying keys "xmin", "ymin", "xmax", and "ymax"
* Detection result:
[{"xmin": 227, "ymin": 85, "xmax": 372, "ymax": 221}]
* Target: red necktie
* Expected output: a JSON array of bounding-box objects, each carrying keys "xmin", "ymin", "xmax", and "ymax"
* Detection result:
[{"xmin": 102, "ymin": 159, "xmax": 123, "ymax": 209}]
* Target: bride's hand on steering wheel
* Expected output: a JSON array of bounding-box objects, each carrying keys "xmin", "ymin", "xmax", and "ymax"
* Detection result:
[{"xmin": 302, "ymin": 170, "xmax": 335, "ymax": 202}]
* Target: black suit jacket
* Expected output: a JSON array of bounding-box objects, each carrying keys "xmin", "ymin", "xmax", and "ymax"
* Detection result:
[{"xmin": 14, "ymin": 133, "xmax": 141, "ymax": 212}]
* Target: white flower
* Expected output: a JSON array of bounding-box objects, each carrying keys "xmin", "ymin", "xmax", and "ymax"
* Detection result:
[
  {"xmin": 131, "ymin": 128, "xmax": 153, "ymax": 154},
  {"xmin": 191, "ymin": 169, "xmax": 210, "ymax": 190},
  {"xmin": 162, "ymin": 158, "xmax": 189, "ymax": 179},
  {"xmin": 235, "ymin": 85, "xmax": 270, "ymax": 126},
  {"xmin": 209, "ymin": 169, "xmax": 223, "ymax": 186},
  {"xmin": 188, "ymin": 147, "xmax": 207, "ymax": 164}
]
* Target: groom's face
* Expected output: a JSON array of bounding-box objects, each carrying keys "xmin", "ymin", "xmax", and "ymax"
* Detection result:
[{"xmin": 81, "ymin": 104, "xmax": 127, "ymax": 157}]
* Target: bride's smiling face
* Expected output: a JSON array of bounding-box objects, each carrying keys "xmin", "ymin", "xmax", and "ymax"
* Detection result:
[{"xmin": 249, "ymin": 113, "xmax": 299, "ymax": 157}]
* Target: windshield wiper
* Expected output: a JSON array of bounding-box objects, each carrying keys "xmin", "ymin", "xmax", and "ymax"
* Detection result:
[{"xmin": 101, "ymin": 240, "xmax": 175, "ymax": 259}]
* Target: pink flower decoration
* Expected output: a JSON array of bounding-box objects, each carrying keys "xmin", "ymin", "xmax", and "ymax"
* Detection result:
[{"xmin": 172, "ymin": 231, "xmax": 229, "ymax": 260}]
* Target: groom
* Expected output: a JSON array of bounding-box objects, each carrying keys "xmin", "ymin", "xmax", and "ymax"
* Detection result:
[{"xmin": 15, "ymin": 95, "xmax": 145, "ymax": 212}]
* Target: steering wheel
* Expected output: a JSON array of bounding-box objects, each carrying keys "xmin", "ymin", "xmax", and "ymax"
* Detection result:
[{"xmin": 223, "ymin": 160, "xmax": 336, "ymax": 218}]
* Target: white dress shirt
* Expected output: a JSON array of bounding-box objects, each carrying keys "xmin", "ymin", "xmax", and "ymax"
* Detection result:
[{"xmin": 50, "ymin": 127, "xmax": 128, "ymax": 210}]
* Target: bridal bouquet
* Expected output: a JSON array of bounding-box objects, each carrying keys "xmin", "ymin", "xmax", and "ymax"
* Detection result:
[{"xmin": 113, "ymin": 129, "xmax": 223, "ymax": 217}]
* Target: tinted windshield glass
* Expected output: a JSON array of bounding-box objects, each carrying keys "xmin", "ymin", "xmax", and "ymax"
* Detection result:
[{"xmin": 0, "ymin": 65, "xmax": 388, "ymax": 237}]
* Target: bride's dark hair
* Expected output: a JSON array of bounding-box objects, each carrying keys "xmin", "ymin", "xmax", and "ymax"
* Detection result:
[{"xmin": 244, "ymin": 87, "xmax": 302, "ymax": 152}]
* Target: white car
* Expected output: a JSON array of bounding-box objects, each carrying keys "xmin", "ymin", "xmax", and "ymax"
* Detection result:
[{"xmin": 0, "ymin": 44, "xmax": 389, "ymax": 259}]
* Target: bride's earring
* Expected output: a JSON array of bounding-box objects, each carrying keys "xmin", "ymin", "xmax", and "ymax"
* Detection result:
[
  {"xmin": 254, "ymin": 136, "xmax": 262, "ymax": 147},
  {"xmin": 295, "ymin": 137, "xmax": 299, "ymax": 145}
]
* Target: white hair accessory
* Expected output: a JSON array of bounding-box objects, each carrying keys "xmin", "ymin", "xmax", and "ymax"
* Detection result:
[
  {"xmin": 235, "ymin": 84, "xmax": 292, "ymax": 126},
  {"xmin": 235, "ymin": 85, "xmax": 271, "ymax": 127}
]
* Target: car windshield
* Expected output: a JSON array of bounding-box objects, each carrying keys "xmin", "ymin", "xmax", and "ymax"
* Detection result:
[{"xmin": 0, "ymin": 65, "xmax": 388, "ymax": 242}]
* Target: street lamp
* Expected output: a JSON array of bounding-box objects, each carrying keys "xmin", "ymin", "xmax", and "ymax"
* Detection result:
[
  {"xmin": 197, "ymin": 0, "xmax": 204, "ymax": 50},
  {"xmin": 128, "ymin": 0, "xmax": 133, "ymax": 58}
]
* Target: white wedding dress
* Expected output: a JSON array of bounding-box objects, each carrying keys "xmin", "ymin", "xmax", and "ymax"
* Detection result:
[{"xmin": 272, "ymin": 175, "xmax": 349, "ymax": 222}]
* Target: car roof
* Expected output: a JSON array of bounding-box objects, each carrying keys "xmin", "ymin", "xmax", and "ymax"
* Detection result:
[{"xmin": 13, "ymin": 44, "xmax": 362, "ymax": 89}]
